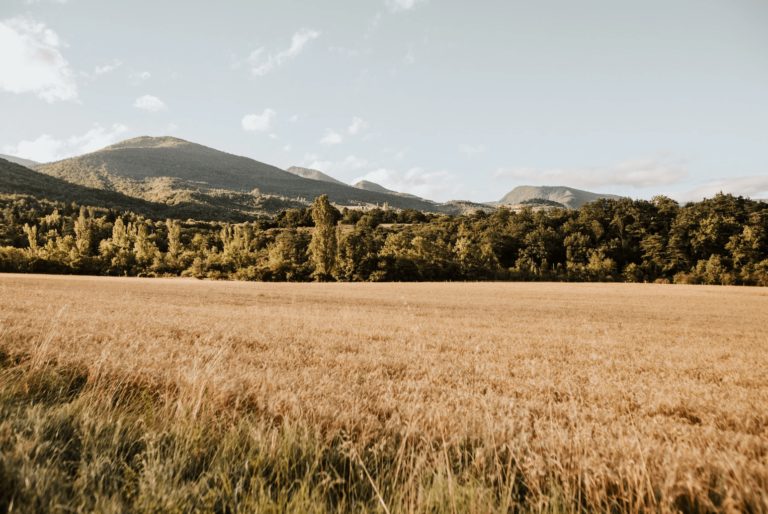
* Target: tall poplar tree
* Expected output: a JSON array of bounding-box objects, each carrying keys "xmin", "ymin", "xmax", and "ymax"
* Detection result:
[{"xmin": 308, "ymin": 195, "xmax": 339, "ymax": 281}]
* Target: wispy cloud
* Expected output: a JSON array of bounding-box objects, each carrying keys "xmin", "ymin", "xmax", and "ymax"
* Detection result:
[
  {"xmin": 347, "ymin": 117, "xmax": 369, "ymax": 135},
  {"xmin": 129, "ymin": 70, "xmax": 151, "ymax": 85},
  {"xmin": 494, "ymin": 158, "xmax": 689, "ymax": 189},
  {"xmin": 0, "ymin": 16, "xmax": 78, "ymax": 102},
  {"xmin": 133, "ymin": 94, "xmax": 167, "ymax": 112},
  {"xmin": 81, "ymin": 59, "xmax": 122, "ymax": 80},
  {"xmin": 320, "ymin": 129, "xmax": 343, "ymax": 145},
  {"xmin": 241, "ymin": 108, "xmax": 276, "ymax": 132},
  {"xmin": 403, "ymin": 48, "xmax": 416, "ymax": 65},
  {"xmin": 385, "ymin": 0, "xmax": 427, "ymax": 13},
  {"xmin": 249, "ymin": 29, "xmax": 320, "ymax": 76},
  {"xmin": 3, "ymin": 123, "xmax": 128, "ymax": 163},
  {"xmin": 459, "ymin": 144, "xmax": 487, "ymax": 157}
]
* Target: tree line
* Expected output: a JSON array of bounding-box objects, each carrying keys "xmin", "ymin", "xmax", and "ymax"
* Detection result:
[{"xmin": 0, "ymin": 193, "xmax": 766, "ymax": 285}]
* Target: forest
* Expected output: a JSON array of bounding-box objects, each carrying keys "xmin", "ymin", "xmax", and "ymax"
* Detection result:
[{"xmin": 0, "ymin": 192, "xmax": 766, "ymax": 285}]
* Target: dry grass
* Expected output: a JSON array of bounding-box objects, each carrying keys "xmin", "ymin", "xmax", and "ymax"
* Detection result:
[{"xmin": 1, "ymin": 274, "xmax": 767, "ymax": 513}]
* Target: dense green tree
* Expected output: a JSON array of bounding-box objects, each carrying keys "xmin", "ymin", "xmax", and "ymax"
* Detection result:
[{"xmin": 0, "ymin": 192, "xmax": 766, "ymax": 285}]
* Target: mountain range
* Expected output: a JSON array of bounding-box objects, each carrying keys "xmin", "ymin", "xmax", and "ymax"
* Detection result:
[{"xmin": 1, "ymin": 135, "xmax": 624, "ymax": 220}]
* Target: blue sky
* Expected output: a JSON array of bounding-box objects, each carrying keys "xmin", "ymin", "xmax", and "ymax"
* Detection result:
[{"xmin": 1, "ymin": 0, "xmax": 767, "ymax": 202}]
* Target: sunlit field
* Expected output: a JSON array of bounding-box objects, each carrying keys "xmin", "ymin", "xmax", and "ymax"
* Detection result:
[{"xmin": 1, "ymin": 274, "xmax": 766, "ymax": 513}]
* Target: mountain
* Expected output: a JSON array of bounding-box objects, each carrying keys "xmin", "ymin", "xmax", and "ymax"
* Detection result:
[
  {"xmin": 286, "ymin": 166, "xmax": 345, "ymax": 185},
  {"xmin": 0, "ymin": 154, "xmax": 40, "ymax": 168},
  {"xmin": 34, "ymin": 136, "xmax": 442, "ymax": 213},
  {"xmin": 0, "ymin": 157, "xmax": 306, "ymax": 221},
  {"xmin": 498, "ymin": 185, "xmax": 622, "ymax": 209},
  {"xmin": 353, "ymin": 180, "xmax": 395, "ymax": 194},
  {"xmin": 353, "ymin": 180, "xmax": 423, "ymax": 200}
]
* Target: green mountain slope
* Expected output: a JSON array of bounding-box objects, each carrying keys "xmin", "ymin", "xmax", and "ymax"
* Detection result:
[{"xmin": 0, "ymin": 157, "xmax": 300, "ymax": 221}]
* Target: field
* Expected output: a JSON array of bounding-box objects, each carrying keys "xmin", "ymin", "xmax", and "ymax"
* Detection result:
[{"xmin": 1, "ymin": 275, "xmax": 767, "ymax": 513}]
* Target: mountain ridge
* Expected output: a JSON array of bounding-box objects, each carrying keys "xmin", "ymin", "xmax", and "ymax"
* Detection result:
[
  {"xmin": 498, "ymin": 185, "xmax": 623, "ymax": 209},
  {"xmin": 34, "ymin": 136, "xmax": 444, "ymax": 213},
  {"xmin": 0, "ymin": 154, "xmax": 40, "ymax": 168},
  {"xmin": 286, "ymin": 166, "xmax": 346, "ymax": 185}
]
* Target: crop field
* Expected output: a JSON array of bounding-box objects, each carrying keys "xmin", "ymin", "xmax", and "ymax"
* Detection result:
[{"xmin": 0, "ymin": 274, "xmax": 767, "ymax": 513}]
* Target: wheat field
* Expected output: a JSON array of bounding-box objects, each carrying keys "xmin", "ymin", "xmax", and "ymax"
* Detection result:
[{"xmin": 0, "ymin": 274, "xmax": 766, "ymax": 513}]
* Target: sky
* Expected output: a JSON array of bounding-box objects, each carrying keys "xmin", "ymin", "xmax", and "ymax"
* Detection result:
[{"xmin": 1, "ymin": 0, "xmax": 767, "ymax": 203}]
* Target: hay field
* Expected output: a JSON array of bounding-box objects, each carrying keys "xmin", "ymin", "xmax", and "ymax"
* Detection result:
[{"xmin": 0, "ymin": 274, "xmax": 767, "ymax": 513}]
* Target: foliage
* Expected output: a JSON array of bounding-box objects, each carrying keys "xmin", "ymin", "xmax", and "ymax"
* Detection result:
[{"xmin": 0, "ymin": 192, "xmax": 766, "ymax": 284}]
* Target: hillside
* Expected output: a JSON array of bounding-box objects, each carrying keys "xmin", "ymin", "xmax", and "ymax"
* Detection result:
[
  {"xmin": 286, "ymin": 166, "xmax": 345, "ymax": 185},
  {"xmin": 35, "ymin": 137, "xmax": 442, "ymax": 212},
  {"xmin": 1, "ymin": 157, "xmax": 167, "ymax": 216},
  {"xmin": 353, "ymin": 180, "xmax": 423, "ymax": 200},
  {"xmin": 0, "ymin": 154, "xmax": 40, "ymax": 168},
  {"xmin": 0, "ymin": 157, "xmax": 296, "ymax": 221},
  {"xmin": 499, "ymin": 185, "xmax": 622, "ymax": 209}
]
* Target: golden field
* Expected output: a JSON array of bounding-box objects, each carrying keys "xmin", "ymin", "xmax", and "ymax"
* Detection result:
[{"xmin": 0, "ymin": 274, "xmax": 767, "ymax": 513}]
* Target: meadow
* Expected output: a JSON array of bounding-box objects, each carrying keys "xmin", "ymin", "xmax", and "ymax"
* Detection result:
[{"xmin": 0, "ymin": 274, "xmax": 766, "ymax": 513}]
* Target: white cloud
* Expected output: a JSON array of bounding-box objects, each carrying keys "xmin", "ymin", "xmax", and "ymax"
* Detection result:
[
  {"xmin": 386, "ymin": 0, "xmax": 427, "ymax": 12},
  {"xmin": 347, "ymin": 117, "xmax": 369, "ymax": 135},
  {"xmin": 459, "ymin": 144, "xmax": 487, "ymax": 157},
  {"xmin": 353, "ymin": 167, "xmax": 462, "ymax": 201},
  {"xmin": 289, "ymin": 114, "xmax": 299, "ymax": 123},
  {"xmin": 249, "ymin": 28, "xmax": 320, "ymax": 76},
  {"xmin": 24, "ymin": 0, "xmax": 68, "ymax": 4},
  {"xmin": 320, "ymin": 129, "xmax": 343, "ymax": 145},
  {"xmin": 129, "ymin": 70, "xmax": 151, "ymax": 84},
  {"xmin": 241, "ymin": 108, "xmax": 276, "ymax": 132},
  {"xmin": 80, "ymin": 59, "xmax": 122, "ymax": 81},
  {"xmin": 680, "ymin": 175, "xmax": 768, "ymax": 202},
  {"xmin": 93, "ymin": 60, "xmax": 122, "ymax": 76},
  {"xmin": 3, "ymin": 123, "xmax": 128, "ymax": 163},
  {"xmin": 133, "ymin": 94, "xmax": 167, "ymax": 112},
  {"xmin": 494, "ymin": 158, "xmax": 689, "ymax": 189},
  {"xmin": 0, "ymin": 16, "xmax": 78, "ymax": 102}
]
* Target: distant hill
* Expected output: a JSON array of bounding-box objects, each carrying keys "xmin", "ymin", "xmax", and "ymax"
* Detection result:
[
  {"xmin": 353, "ymin": 180, "xmax": 423, "ymax": 200},
  {"xmin": 0, "ymin": 154, "xmax": 40, "ymax": 168},
  {"xmin": 286, "ymin": 166, "xmax": 345, "ymax": 185},
  {"xmin": 499, "ymin": 185, "xmax": 622, "ymax": 209},
  {"xmin": 34, "ymin": 136, "xmax": 442, "ymax": 212},
  {"xmin": 441, "ymin": 200, "xmax": 496, "ymax": 214},
  {"xmin": 353, "ymin": 180, "xmax": 395, "ymax": 194}
]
